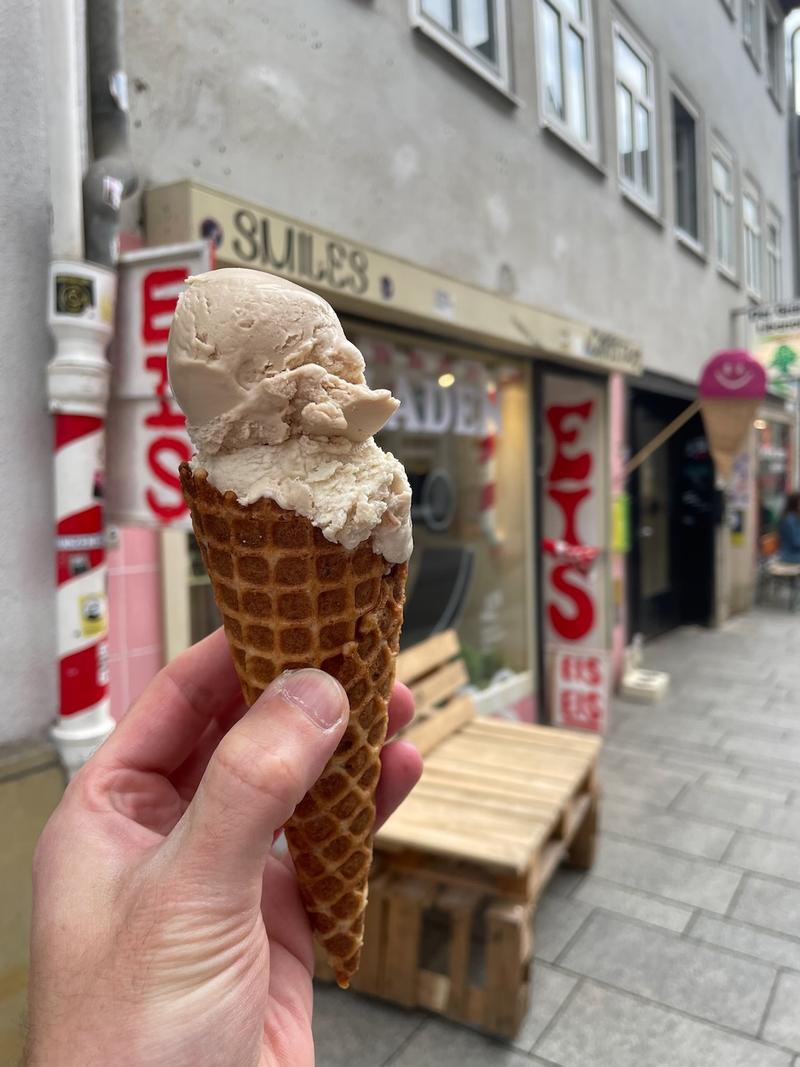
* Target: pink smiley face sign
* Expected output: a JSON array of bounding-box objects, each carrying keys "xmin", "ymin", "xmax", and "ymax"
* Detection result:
[{"xmin": 698, "ymin": 350, "xmax": 766, "ymax": 400}]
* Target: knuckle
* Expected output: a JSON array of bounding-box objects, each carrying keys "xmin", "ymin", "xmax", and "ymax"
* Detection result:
[{"xmin": 212, "ymin": 731, "xmax": 306, "ymax": 813}]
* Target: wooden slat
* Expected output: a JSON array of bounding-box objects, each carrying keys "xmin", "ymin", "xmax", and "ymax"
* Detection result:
[
  {"xmin": 567, "ymin": 789, "xmax": 599, "ymax": 869},
  {"xmin": 381, "ymin": 876, "xmax": 433, "ymax": 1007},
  {"xmin": 409, "ymin": 658, "xmax": 468, "ymax": 710},
  {"xmin": 439, "ymin": 739, "xmax": 589, "ymax": 777},
  {"xmin": 377, "ymin": 818, "xmax": 538, "ymax": 873},
  {"xmin": 404, "ymin": 696, "xmax": 475, "ymax": 756},
  {"xmin": 438, "ymin": 885, "xmax": 480, "ymax": 1020},
  {"xmin": 396, "ymin": 630, "xmax": 461, "ymax": 686},
  {"xmin": 417, "ymin": 969, "xmax": 451, "ymax": 1014},
  {"xmin": 446, "ymin": 732, "xmax": 592, "ymax": 765},
  {"xmin": 464, "ymin": 718, "xmax": 602, "ymax": 754},
  {"xmin": 423, "ymin": 760, "xmax": 573, "ymax": 800},
  {"xmin": 413, "ymin": 778, "xmax": 562, "ymax": 819},
  {"xmin": 353, "ymin": 873, "xmax": 388, "ymax": 994},
  {"xmin": 484, "ymin": 900, "xmax": 529, "ymax": 1036},
  {"xmin": 392, "ymin": 795, "xmax": 548, "ymax": 844},
  {"xmin": 429, "ymin": 750, "xmax": 583, "ymax": 787}
]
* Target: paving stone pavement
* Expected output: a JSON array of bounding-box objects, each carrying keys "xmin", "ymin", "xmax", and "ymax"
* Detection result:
[{"xmin": 312, "ymin": 609, "xmax": 800, "ymax": 1067}]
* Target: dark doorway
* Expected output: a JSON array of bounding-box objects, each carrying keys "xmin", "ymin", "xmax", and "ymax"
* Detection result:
[{"xmin": 628, "ymin": 388, "xmax": 715, "ymax": 640}]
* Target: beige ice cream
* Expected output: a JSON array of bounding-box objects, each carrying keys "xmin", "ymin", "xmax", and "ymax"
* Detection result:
[{"xmin": 167, "ymin": 268, "xmax": 412, "ymax": 563}]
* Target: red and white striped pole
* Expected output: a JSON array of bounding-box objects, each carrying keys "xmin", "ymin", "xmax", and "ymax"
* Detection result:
[{"xmin": 48, "ymin": 261, "xmax": 117, "ymax": 776}]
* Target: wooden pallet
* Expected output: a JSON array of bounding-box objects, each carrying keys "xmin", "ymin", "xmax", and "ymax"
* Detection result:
[{"xmin": 315, "ymin": 629, "xmax": 601, "ymax": 1037}]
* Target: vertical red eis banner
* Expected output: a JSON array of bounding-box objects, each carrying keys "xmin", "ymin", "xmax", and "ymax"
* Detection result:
[{"xmin": 541, "ymin": 373, "xmax": 609, "ymax": 732}]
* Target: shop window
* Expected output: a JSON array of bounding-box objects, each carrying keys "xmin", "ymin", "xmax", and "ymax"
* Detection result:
[
  {"xmin": 758, "ymin": 420, "xmax": 791, "ymax": 554},
  {"xmin": 711, "ymin": 144, "xmax": 736, "ymax": 277},
  {"xmin": 613, "ymin": 23, "xmax": 658, "ymax": 213},
  {"xmin": 766, "ymin": 208, "xmax": 782, "ymax": 301},
  {"xmin": 412, "ymin": 0, "xmax": 512, "ymax": 93},
  {"xmin": 535, "ymin": 0, "xmax": 598, "ymax": 159},
  {"xmin": 361, "ymin": 336, "xmax": 533, "ymax": 693},
  {"xmin": 672, "ymin": 93, "xmax": 700, "ymax": 245},
  {"xmin": 743, "ymin": 0, "xmax": 761, "ymax": 64},
  {"xmin": 743, "ymin": 184, "xmax": 762, "ymax": 297}
]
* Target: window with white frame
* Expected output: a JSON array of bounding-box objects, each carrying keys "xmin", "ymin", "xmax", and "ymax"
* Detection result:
[
  {"xmin": 613, "ymin": 24, "xmax": 657, "ymax": 209},
  {"xmin": 535, "ymin": 0, "xmax": 597, "ymax": 155},
  {"xmin": 413, "ymin": 0, "xmax": 510, "ymax": 88},
  {"xmin": 672, "ymin": 93, "xmax": 700, "ymax": 243},
  {"xmin": 743, "ymin": 185, "xmax": 762, "ymax": 295},
  {"xmin": 743, "ymin": 0, "xmax": 761, "ymax": 62},
  {"xmin": 765, "ymin": 4, "xmax": 782, "ymax": 100},
  {"xmin": 766, "ymin": 209, "xmax": 782, "ymax": 300},
  {"xmin": 711, "ymin": 146, "xmax": 736, "ymax": 274}
]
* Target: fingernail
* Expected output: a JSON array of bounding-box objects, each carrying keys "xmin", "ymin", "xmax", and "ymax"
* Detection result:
[{"xmin": 276, "ymin": 669, "xmax": 347, "ymax": 732}]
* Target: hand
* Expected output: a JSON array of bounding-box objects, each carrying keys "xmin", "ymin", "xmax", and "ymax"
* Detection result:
[{"xmin": 26, "ymin": 629, "xmax": 422, "ymax": 1067}]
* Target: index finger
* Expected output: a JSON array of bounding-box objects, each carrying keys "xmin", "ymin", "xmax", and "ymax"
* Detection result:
[{"xmin": 97, "ymin": 627, "xmax": 244, "ymax": 775}]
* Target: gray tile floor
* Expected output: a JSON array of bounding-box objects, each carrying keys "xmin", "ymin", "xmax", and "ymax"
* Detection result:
[{"xmin": 313, "ymin": 608, "xmax": 800, "ymax": 1067}]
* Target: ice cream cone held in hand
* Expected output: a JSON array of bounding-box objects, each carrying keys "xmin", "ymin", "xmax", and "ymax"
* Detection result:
[{"xmin": 167, "ymin": 269, "xmax": 413, "ymax": 987}]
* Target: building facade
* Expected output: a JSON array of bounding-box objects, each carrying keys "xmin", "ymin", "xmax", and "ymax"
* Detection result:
[{"xmin": 0, "ymin": 0, "xmax": 796, "ymax": 747}]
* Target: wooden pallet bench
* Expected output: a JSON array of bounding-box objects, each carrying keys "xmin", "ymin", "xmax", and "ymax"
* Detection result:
[{"xmin": 315, "ymin": 629, "xmax": 601, "ymax": 1037}]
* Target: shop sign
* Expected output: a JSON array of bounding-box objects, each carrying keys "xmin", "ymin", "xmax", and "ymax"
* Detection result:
[
  {"xmin": 146, "ymin": 182, "xmax": 643, "ymax": 376},
  {"xmin": 542, "ymin": 374, "xmax": 607, "ymax": 648},
  {"xmin": 747, "ymin": 302, "xmax": 800, "ymax": 388},
  {"xmin": 106, "ymin": 242, "xmax": 211, "ymax": 528},
  {"xmin": 551, "ymin": 648, "xmax": 609, "ymax": 732},
  {"xmin": 542, "ymin": 373, "xmax": 608, "ymax": 731},
  {"xmin": 360, "ymin": 339, "xmax": 500, "ymax": 437}
]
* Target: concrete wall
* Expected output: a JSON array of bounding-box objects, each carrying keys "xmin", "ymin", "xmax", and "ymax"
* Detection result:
[
  {"xmin": 0, "ymin": 1, "xmax": 57, "ymax": 743},
  {"xmin": 124, "ymin": 0, "xmax": 791, "ymax": 381}
]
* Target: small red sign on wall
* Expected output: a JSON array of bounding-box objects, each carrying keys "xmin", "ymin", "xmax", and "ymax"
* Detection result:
[{"xmin": 551, "ymin": 648, "xmax": 609, "ymax": 733}]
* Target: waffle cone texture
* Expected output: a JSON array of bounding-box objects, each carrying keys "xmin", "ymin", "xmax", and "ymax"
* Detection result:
[{"xmin": 179, "ymin": 464, "xmax": 407, "ymax": 987}]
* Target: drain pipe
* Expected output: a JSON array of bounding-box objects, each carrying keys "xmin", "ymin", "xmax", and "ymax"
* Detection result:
[{"xmin": 46, "ymin": 0, "xmax": 137, "ymax": 776}]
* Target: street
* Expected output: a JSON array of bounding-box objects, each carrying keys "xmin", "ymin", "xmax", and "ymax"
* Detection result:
[{"xmin": 313, "ymin": 607, "xmax": 800, "ymax": 1067}]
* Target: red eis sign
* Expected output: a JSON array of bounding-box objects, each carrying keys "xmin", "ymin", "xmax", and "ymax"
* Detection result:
[
  {"xmin": 542, "ymin": 373, "xmax": 609, "ymax": 733},
  {"xmin": 106, "ymin": 243, "xmax": 212, "ymax": 528}
]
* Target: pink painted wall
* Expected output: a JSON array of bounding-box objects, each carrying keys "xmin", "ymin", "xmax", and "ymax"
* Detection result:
[
  {"xmin": 107, "ymin": 527, "xmax": 164, "ymax": 720},
  {"xmin": 610, "ymin": 373, "xmax": 627, "ymax": 687}
]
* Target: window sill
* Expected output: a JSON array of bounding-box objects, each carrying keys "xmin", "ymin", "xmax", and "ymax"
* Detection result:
[
  {"xmin": 718, "ymin": 0, "xmax": 735, "ymax": 19},
  {"xmin": 675, "ymin": 229, "xmax": 706, "ymax": 263},
  {"xmin": 620, "ymin": 183, "xmax": 662, "ymax": 227},
  {"xmin": 746, "ymin": 286, "xmax": 762, "ymax": 304},
  {"xmin": 540, "ymin": 118, "xmax": 605, "ymax": 177},
  {"xmin": 411, "ymin": 20, "xmax": 521, "ymax": 105},
  {"xmin": 716, "ymin": 263, "xmax": 740, "ymax": 289}
]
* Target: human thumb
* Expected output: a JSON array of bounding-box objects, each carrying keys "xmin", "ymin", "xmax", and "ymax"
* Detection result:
[{"xmin": 172, "ymin": 669, "xmax": 348, "ymax": 894}]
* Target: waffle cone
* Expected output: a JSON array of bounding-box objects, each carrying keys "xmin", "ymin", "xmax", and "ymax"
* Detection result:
[{"xmin": 179, "ymin": 464, "xmax": 407, "ymax": 987}]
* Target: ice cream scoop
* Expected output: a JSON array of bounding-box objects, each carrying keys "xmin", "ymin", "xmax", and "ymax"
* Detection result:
[{"xmin": 168, "ymin": 268, "xmax": 399, "ymax": 455}]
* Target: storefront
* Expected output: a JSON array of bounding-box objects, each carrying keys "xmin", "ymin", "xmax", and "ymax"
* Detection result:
[
  {"xmin": 627, "ymin": 374, "xmax": 716, "ymax": 641},
  {"xmin": 106, "ymin": 181, "xmax": 642, "ymax": 731},
  {"xmin": 756, "ymin": 402, "xmax": 796, "ymax": 558}
]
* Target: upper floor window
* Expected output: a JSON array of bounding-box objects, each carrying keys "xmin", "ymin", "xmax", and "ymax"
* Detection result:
[
  {"xmin": 766, "ymin": 208, "xmax": 782, "ymax": 301},
  {"xmin": 743, "ymin": 0, "xmax": 761, "ymax": 63},
  {"xmin": 412, "ymin": 0, "xmax": 511, "ymax": 91},
  {"xmin": 535, "ymin": 0, "xmax": 598, "ymax": 157},
  {"xmin": 711, "ymin": 145, "xmax": 736, "ymax": 276},
  {"xmin": 743, "ymin": 185, "xmax": 762, "ymax": 296},
  {"xmin": 765, "ymin": 3, "xmax": 782, "ymax": 102},
  {"xmin": 613, "ymin": 24, "xmax": 657, "ymax": 211},
  {"xmin": 672, "ymin": 93, "xmax": 700, "ymax": 244}
]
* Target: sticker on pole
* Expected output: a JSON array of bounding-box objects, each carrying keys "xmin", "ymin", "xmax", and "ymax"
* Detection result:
[
  {"xmin": 550, "ymin": 647, "xmax": 609, "ymax": 734},
  {"xmin": 80, "ymin": 593, "xmax": 107, "ymax": 637}
]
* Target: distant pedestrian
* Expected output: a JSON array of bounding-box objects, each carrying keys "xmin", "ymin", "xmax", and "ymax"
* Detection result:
[{"xmin": 778, "ymin": 492, "xmax": 800, "ymax": 564}]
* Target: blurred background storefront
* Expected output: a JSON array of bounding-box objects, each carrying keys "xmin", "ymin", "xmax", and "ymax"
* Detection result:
[{"xmin": 104, "ymin": 180, "xmax": 641, "ymax": 730}]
